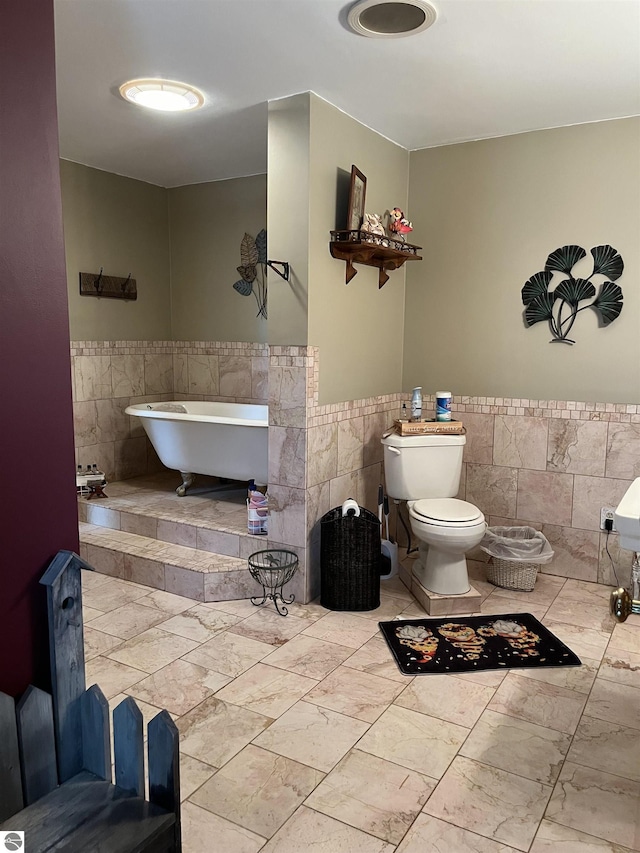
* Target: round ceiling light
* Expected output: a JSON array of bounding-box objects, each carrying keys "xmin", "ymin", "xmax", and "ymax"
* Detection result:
[
  {"xmin": 347, "ymin": 0, "xmax": 437, "ymax": 38},
  {"xmin": 119, "ymin": 78, "xmax": 205, "ymax": 112}
]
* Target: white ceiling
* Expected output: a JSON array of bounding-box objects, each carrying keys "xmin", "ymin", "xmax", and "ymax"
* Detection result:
[{"xmin": 54, "ymin": 0, "xmax": 640, "ymax": 188}]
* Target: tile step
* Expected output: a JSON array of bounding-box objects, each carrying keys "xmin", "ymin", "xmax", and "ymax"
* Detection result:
[
  {"xmin": 78, "ymin": 495, "xmax": 265, "ymax": 561},
  {"xmin": 410, "ymin": 571, "xmax": 483, "ymax": 616},
  {"xmin": 79, "ymin": 523, "xmax": 265, "ymax": 602}
]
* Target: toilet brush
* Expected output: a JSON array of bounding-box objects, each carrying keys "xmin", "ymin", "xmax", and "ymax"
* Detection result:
[
  {"xmin": 381, "ymin": 493, "xmax": 399, "ymax": 580},
  {"xmin": 378, "ymin": 485, "xmax": 392, "ymax": 577}
]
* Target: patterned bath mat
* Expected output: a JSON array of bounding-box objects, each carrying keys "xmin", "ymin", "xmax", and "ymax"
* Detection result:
[{"xmin": 379, "ymin": 613, "xmax": 581, "ymax": 675}]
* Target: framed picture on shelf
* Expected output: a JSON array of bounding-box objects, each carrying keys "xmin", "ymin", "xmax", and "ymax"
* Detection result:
[{"xmin": 347, "ymin": 165, "xmax": 367, "ymax": 231}]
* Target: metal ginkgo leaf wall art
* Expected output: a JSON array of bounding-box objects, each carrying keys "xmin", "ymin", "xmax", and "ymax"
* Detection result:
[
  {"xmin": 232, "ymin": 230, "xmax": 267, "ymax": 319},
  {"xmin": 521, "ymin": 244, "xmax": 624, "ymax": 345}
]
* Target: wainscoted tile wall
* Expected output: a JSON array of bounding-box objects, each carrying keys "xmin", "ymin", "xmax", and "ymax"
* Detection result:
[
  {"xmin": 269, "ymin": 362, "xmax": 640, "ymax": 601},
  {"xmin": 73, "ymin": 341, "xmax": 639, "ymax": 603},
  {"xmin": 445, "ymin": 396, "xmax": 640, "ymax": 588},
  {"xmin": 267, "ymin": 346, "xmax": 403, "ymax": 603},
  {"xmin": 71, "ymin": 341, "xmax": 269, "ymax": 482}
]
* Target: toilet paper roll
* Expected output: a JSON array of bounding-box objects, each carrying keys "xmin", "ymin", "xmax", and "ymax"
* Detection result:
[{"xmin": 341, "ymin": 498, "xmax": 361, "ymax": 517}]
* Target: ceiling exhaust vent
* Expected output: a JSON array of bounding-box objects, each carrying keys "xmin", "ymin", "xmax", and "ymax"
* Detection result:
[{"xmin": 347, "ymin": 0, "xmax": 437, "ymax": 38}]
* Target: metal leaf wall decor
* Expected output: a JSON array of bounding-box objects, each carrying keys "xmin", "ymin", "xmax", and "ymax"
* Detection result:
[
  {"xmin": 231, "ymin": 229, "xmax": 267, "ymax": 319},
  {"xmin": 521, "ymin": 244, "xmax": 624, "ymax": 345}
]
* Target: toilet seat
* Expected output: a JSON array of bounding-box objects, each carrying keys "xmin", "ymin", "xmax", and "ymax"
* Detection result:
[{"xmin": 410, "ymin": 498, "xmax": 484, "ymax": 527}]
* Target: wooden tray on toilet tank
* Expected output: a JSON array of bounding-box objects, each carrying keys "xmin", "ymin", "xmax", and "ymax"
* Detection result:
[{"xmin": 394, "ymin": 419, "xmax": 465, "ymax": 436}]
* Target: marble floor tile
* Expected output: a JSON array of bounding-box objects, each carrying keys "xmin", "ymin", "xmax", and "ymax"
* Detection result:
[
  {"xmin": 79, "ymin": 476, "xmax": 640, "ymax": 851},
  {"xmin": 598, "ymin": 648, "xmax": 640, "ymax": 690},
  {"xmin": 343, "ymin": 636, "xmax": 415, "ymax": 684},
  {"xmin": 109, "ymin": 692, "xmax": 173, "ymax": 728},
  {"xmin": 179, "ymin": 754, "xmax": 216, "ymax": 801},
  {"xmin": 262, "ymin": 634, "xmax": 354, "ymax": 680},
  {"xmin": 508, "ymin": 658, "xmax": 598, "ymax": 694},
  {"xmin": 357, "ymin": 703, "xmax": 468, "ymax": 779},
  {"xmin": 83, "ymin": 626, "xmax": 123, "ymax": 660},
  {"xmin": 542, "ymin": 620, "xmax": 611, "ymax": 661},
  {"xmin": 563, "ymin": 577, "xmax": 615, "ymax": 601},
  {"xmin": 467, "ymin": 563, "xmax": 503, "ymax": 602},
  {"xmin": 530, "ymin": 820, "xmax": 635, "ymax": 852},
  {"xmin": 459, "ymin": 709, "xmax": 571, "ymax": 785},
  {"xmin": 304, "ymin": 665, "xmax": 405, "ymax": 723},
  {"xmin": 253, "ymin": 701, "xmax": 369, "ymax": 773},
  {"xmin": 349, "ymin": 595, "xmax": 415, "ymax": 622},
  {"xmin": 489, "ymin": 574, "xmax": 566, "ymax": 606},
  {"xmin": 302, "ymin": 611, "xmax": 380, "ymax": 649},
  {"xmin": 107, "ymin": 627, "xmax": 199, "ymax": 674},
  {"xmin": 81, "ymin": 568, "xmax": 113, "ymax": 591},
  {"xmin": 379, "ymin": 575, "xmax": 414, "ymax": 600},
  {"xmin": 228, "ymin": 608, "xmax": 309, "ymax": 646},
  {"xmin": 423, "ymin": 756, "xmax": 552, "ymax": 852},
  {"xmin": 276, "ymin": 599, "xmax": 328, "ymax": 624},
  {"xmin": 396, "ymin": 813, "xmax": 520, "ymax": 853},
  {"xmin": 546, "ymin": 762, "xmax": 640, "ymax": 850},
  {"xmin": 479, "ymin": 595, "xmax": 549, "ymax": 620},
  {"xmin": 181, "ymin": 801, "xmax": 265, "ymax": 853},
  {"xmin": 82, "ymin": 578, "xmax": 150, "ymax": 612},
  {"xmin": 546, "ymin": 587, "xmax": 616, "ymax": 634},
  {"xmin": 85, "ymin": 656, "xmax": 147, "ymax": 699},
  {"xmin": 204, "ymin": 598, "xmax": 270, "ymax": 618},
  {"xmin": 394, "ymin": 673, "xmax": 494, "ymax": 728},
  {"xmin": 305, "ymin": 748, "xmax": 434, "ymax": 844},
  {"xmin": 86, "ymin": 602, "xmax": 169, "ymax": 640},
  {"xmin": 488, "ymin": 672, "xmax": 586, "ymax": 734},
  {"xmin": 583, "ymin": 679, "xmax": 640, "ymax": 731},
  {"xmin": 567, "ymin": 716, "xmax": 640, "ymax": 782},
  {"xmin": 178, "ymin": 696, "xmax": 273, "ymax": 767},
  {"xmin": 136, "ymin": 588, "xmax": 201, "ymax": 615},
  {"xmin": 260, "ymin": 806, "xmax": 395, "ymax": 853},
  {"xmin": 182, "ymin": 631, "xmax": 274, "ymax": 678},
  {"xmin": 126, "ymin": 658, "xmax": 228, "ymax": 716},
  {"xmin": 191, "ymin": 744, "xmax": 323, "ymax": 839},
  {"xmin": 214, "ymin": 663, "xmax": 317, "ymax": 718},
  {"xmin": 156, "ymin": 604, "xmax": 241, "ymax": 643},
  {"xmin": 400, "ymin": 601, "xmax": 430, "ymax": 619},
  {"xmin": 83, "ymin": 606, "xmax": 104, "ymax": 621},
  {"xmin": 608, "ymin": 621, "xmax": 640, "ymax": 656},
  {"xmin": 452, "ymin": 669, "xmax": 508, "ymax": 688}
]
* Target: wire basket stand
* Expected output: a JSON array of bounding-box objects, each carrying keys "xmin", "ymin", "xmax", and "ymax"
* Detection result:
[{"xmin": 248, "ymin": 550, "xmax": 299, "ymax": 616}]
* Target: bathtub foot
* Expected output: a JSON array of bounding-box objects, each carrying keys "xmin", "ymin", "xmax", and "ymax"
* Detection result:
[{"xmin": 177, "ymin": 472, "xmax": 195, "ymax": 497}]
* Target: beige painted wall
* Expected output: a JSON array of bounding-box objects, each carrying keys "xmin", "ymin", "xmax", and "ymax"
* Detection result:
[
  {"xmin": 267, "ymin": 94, "xmax": 311, "ymax": 347},
  {"xmin": 61, "ymin": 160, "xmax": 172, "ymax": 340},
  {"xmin": 404, "ymin": 118, "xmax": 640, "ymax": 403},
  {"xmin": 308, "ymin": 94, "xmax": 410, "ymax": 404},
  {"xmin": 169, "ymin": 175, "xmax": 267, "ymax": 342}
]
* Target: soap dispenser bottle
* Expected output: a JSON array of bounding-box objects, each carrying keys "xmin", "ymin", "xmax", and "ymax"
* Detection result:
[{"xmin": 411, "ymin": 387, "xmax": 422, "ymax": 422}]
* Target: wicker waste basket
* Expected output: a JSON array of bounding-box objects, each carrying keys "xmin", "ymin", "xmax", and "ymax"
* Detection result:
[
  {"xmin": 320, "ymin": 499, "xmax": 381, "ymax": 611},
  {"xmin": 480, "ymin": 526, "xmax": 554, "ymax": 592}
]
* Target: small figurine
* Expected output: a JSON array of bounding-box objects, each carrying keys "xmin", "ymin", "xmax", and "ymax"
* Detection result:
[
  {"xmin": 361, "ymin": 213, "xmax": 386, "ymax": 236},
  {"xmin": 388, "ymin": 208, "xmax": 413, "ymax": 241}
]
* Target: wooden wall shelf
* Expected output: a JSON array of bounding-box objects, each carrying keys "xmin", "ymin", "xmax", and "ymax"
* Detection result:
[{"xmin": 329, "ymin": 230, "xmax": 422, "ymax": 288}]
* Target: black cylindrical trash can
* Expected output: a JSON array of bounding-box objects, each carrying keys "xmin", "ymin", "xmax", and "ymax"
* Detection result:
[{"xmin": 320, "ymin": 500, "xmax": 381, "ymax": 611}]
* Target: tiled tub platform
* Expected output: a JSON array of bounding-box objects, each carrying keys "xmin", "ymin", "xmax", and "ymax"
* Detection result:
[{"xmin": 78, "ymin": 473, "xmax": 270, "ymax": 602}]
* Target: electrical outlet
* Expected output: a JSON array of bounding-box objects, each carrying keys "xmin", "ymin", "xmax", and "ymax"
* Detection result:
[{"xmin": 601, "ymin": 506, "xmax": 617, "ymax": 531}]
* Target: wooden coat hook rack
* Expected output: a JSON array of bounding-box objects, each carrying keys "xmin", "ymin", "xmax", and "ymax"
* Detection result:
[{"xmin": 79, "ymin": 269, "xmax": 137, "ymax": 300}]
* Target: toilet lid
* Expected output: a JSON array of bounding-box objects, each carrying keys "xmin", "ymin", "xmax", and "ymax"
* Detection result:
[{"xmin": 411, "ymin": 498, "xmax": 484, "ymax": 525}]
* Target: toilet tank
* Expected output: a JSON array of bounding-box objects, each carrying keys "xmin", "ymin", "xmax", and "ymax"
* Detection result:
[{"xmin": 381, "ymin": 432, "xmax": 465, "ymax": 500}]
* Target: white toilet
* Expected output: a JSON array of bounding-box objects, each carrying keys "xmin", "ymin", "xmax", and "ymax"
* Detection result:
[{"xmin": 381, "ymin": 432, "xmax": 486, "ymax": 595}]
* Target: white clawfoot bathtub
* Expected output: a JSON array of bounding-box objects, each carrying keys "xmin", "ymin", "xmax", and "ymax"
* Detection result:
[{"xmin": 125, "ymin": 401, "xmax": 268, "ymax": 495}]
